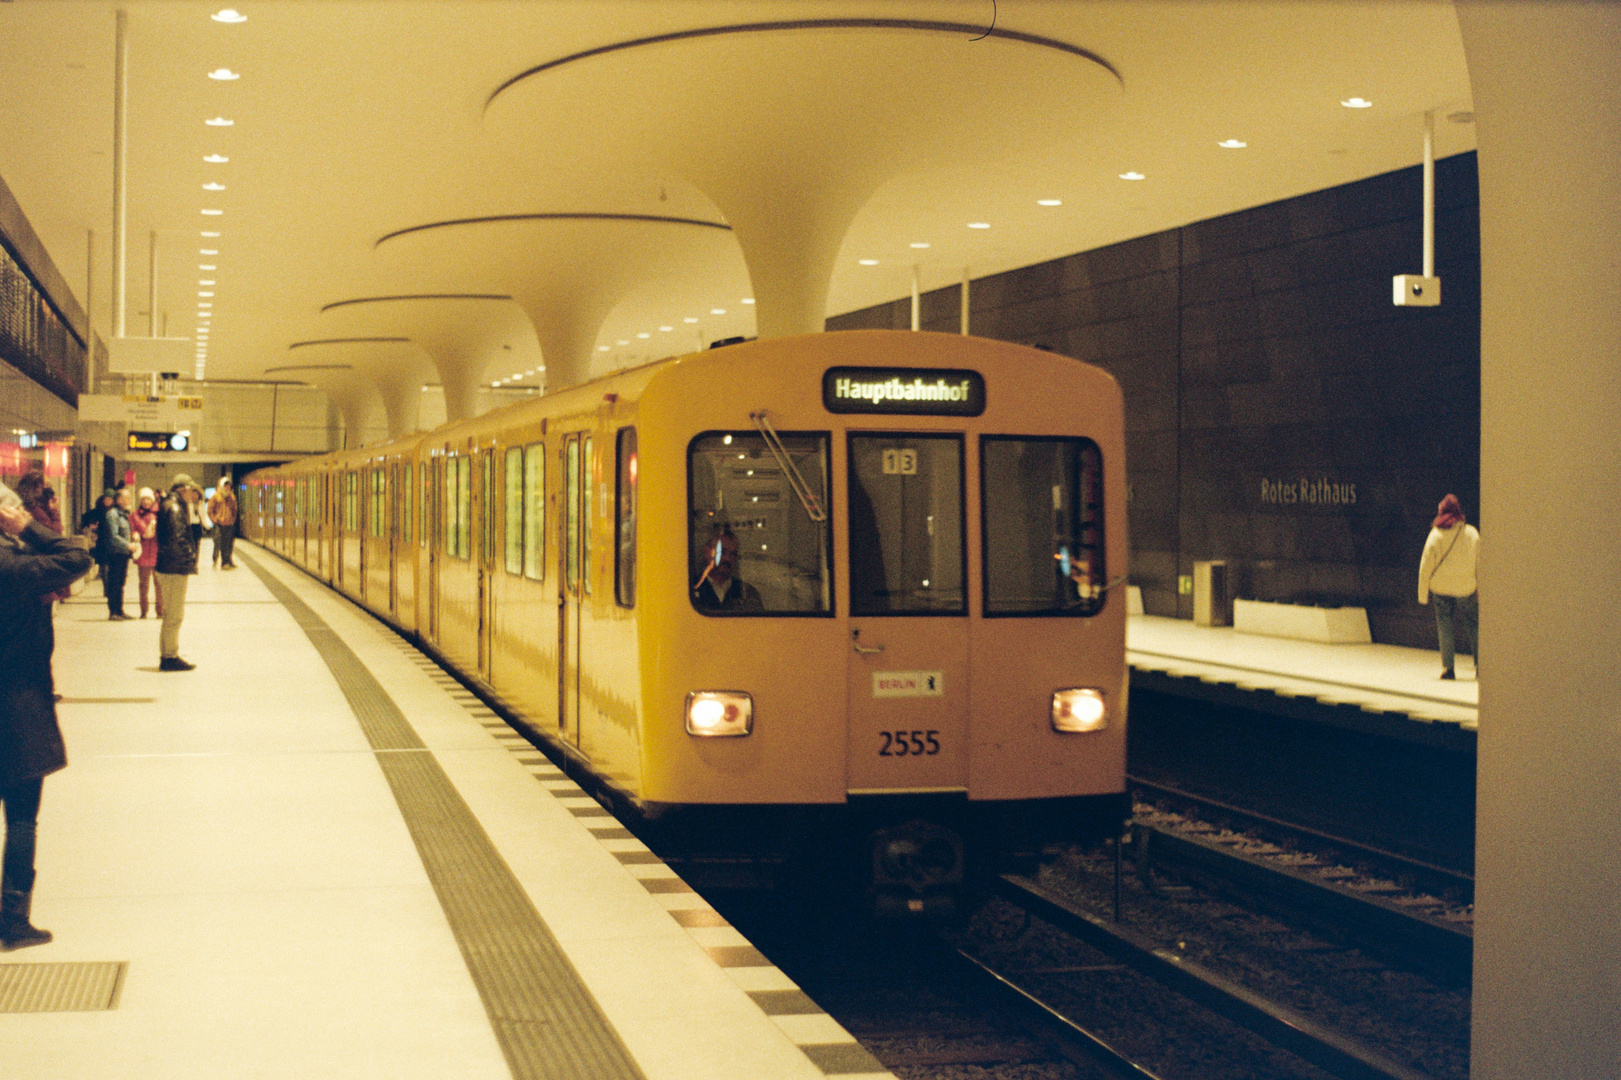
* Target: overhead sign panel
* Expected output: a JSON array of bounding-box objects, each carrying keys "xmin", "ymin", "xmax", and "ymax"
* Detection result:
[
  {"xmin": 127, "ymin": 430, "xmax": 191, "ymax": 452},
  {"xmin": 822, "ymin": 367, "xmax": 986, "ymax": 416},
  {"xmin": 79, "ymin": 394, "xmax": 205, "ymax": 426}
]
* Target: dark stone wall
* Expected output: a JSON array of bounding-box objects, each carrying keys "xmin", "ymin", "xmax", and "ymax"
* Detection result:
[{"xmin": 828, "ymin": 153, "xmax": 1480, "ymax": 647}]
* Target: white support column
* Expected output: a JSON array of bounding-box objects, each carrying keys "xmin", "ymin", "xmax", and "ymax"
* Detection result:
[
  {"xmin": 1455, "ymin": 3, "xmax": 1621, "ymax": 1077},
  {"xmin": 111, "ymin": 8, "xmax": 128, "ymax": 340}
]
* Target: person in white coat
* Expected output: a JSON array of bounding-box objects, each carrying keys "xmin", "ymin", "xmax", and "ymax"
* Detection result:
[{"xmin": 1417, "ymin": 493, "xmax": 1480, "ymax": 680}]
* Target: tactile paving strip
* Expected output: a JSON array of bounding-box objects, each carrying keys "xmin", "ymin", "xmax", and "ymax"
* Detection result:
[{"xmin": 0, "ymin": 962, "xmax": 127, "ymax": 1013}]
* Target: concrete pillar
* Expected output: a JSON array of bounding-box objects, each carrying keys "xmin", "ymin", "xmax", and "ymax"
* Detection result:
[{"xmin": 1454, "ymin": 4, "xmax": 1621, "ymax": 1076}]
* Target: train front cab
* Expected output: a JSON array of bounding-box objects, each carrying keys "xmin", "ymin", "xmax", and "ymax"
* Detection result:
[{"xmin": 636, "ymin": 332, "xmax": 1129, "ymax": 914}]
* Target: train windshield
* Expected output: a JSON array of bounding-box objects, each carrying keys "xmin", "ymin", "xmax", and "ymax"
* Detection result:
[
  {"xmin": 981, "ymin": 436, "xmax": 1106, "ymax": 616},
  {"xmin": 688, "ymin": 432, "xmax": 832, "ymax": 615},
  {"xmin": 847, "ymin": 433, "xmax": 965, "ymax": 615}
]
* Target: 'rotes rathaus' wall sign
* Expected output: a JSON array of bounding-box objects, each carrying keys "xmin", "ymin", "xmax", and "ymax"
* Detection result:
[{"xmin": 1259, "ymin": 477, "xmax": 1358, "ymax": 507}]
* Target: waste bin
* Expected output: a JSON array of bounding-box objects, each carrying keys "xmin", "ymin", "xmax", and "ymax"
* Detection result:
[{"xmin": 1193, "ymin": 560, "xmax": 1229, "ymax": 626}]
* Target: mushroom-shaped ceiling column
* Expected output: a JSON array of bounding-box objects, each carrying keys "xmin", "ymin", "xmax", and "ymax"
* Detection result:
[
  {"xmin": 373, "ymin": 215, "xmax": 747, "ymax": 392},
  {"xmin": 318, "ymin": 295, "xmax": 542, "ymax": 422},
  {"xmin": 277, "ymin": 338, "xmax": 437, "ymax": 443},
  {"xmin": 485, "ymin": 20, "xmax": 1121, "ymax": 338},
  {"xmin": 264, "ymin": 362, "xmax": 382, "ymax": 451}
]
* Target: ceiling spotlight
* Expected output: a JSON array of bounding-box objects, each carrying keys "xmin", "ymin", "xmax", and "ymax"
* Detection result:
[
  {"xmin": 597, "ymin": 345, "xmax": 610, "ymax": 352},
  {"xmin": 909, "ymin": 242, "xmax": 931, "ymax": 249},
  {"xmin": 203, "ymin": 182, "xmax": 225, "ymax": 191},
  {"xmin": 659, "ymin": 326, "xmax": 673, "ymax": 332},
  {"xmin": 967, "ymin": 222, "xmax": 991, "ymax": 230},
  {"xmin": 200, "ymin": 265, "xmax": 216, "ymax": 272},
  {"xmin": 198, "ymin": 291, "xmax": 214, "ymax": 298},
  {"xmin": 205, "ymin": 117, "xmax": 234, "ymax": 126},
  {"xmin": 1037, "ymin": 199, "xmax": 1062, "ymax": 206},
  {"xmin": 711, "ymin": 308, "xmax": 727, "ymax": 315},
  {"xmin": 199, "ymin": 280, "xmax": 216, "ymax": 286},
  {"xmin": 1119, "ymin": 171, "xmax": 1146, "ymax": 181},
  {"xmin": 616, "ymin": 340, "xmax": 629, "ymax": 346},
  {"xmin": 200, "ymin": 231, "xmax": 220, "ymax": 238},
  {"xmin": 1218, "ymin": 139, "xmax": 1248, "ymax": 149},
  {"xmin": 858, "ymin": 259, "xmax": 879, "ymax": 266},
  {"xmin": 198, "ymin": 302, "xmax": 212, "ymax": 308},
  {"xmin": 1341, "ymin": 97, "xmax": 1373, "ymax": 109},
  {"xmin": 207, "ymin": 68, "xmax": 240, "ymax": 81},
  {"xmin": 200, "ymin": 249, "xmax": 219, "ymax": 255},
  {"xmin": 636, "ymin": 332, "xmax": 651, "ymax": 339},
  {"xmin": 683, "ymin": 317, "xmax": 699, "ymax": 323},
  {"xmin": 211, "ymin": 9, "xmax": 248, "ymax": 23},
  {"xmin": 741, "ymin": 298, "xmax": 755, "ymax": 305},
  {"xmin": 204, "ymin": 154, "xmax": 229, "ymax": 163}
]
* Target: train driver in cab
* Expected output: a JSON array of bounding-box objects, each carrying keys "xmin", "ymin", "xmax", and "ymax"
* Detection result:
[{"xmin": 692, "ymin": 526, "xmax": 764, "ymax": 613}]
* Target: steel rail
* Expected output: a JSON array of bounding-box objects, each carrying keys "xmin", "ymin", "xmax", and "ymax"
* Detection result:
[
  {"xmin": 996, "ymin": 874, "xmax": 1440, "ymax": 1080},
  {"xmin": 1129, "ymin": 775, "xmax": 1474, "ymax": 891}
]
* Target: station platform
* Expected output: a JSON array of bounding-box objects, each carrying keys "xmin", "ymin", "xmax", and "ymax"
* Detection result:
[
  {"xmin": 3, "ymin": 543, "xmax": 893, "ymax": 1080},
  {"xmin": 1127, "ymin": 615, "xmax": 1478, "ymax": 750}
]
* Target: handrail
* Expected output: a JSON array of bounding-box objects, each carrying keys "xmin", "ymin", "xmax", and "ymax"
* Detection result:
[{"xmin": 749, "ymin": 411, "xmax": 827, "ymax": 522}]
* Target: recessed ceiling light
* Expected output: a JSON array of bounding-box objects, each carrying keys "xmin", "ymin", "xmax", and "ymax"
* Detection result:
[
  {"xmin": 204, "ymin": 154, "xmax": 229, "ymax": 163},
  {"xmin": 207, "ymin": 68, "xmax": 240, "ymax": 81},
  {"xmin": 741, "ymin": 298, "xmax": 754, "ymax": 305},
  {"xmin": 198, "ymin": 291, "xmax": 214, "ymax": 297},
  {"xmin": 199, "ymin": 265, "xmax": 216, "ymax": 271},
  {"xmin": 205, "ymin": 117, "xmax": 234, "ymax": 127},
  {"xmin": 201, "ymin": 209, "xmax": 223, "ymax": 216},
  {"xmin": 203, "ymin": 182, "xmax": 225, "ymax": 191},
  {"xmin": 858, "ymin": 258, "xmax": 879, "ymax": 266},
  {"xmin": 1037, "ymin": 199, "xmax": 1062, "ymax": 207},
  {"xmin": 967, "ymin": 222, "xmax": 991, "ymax": 230},
  {"xmin": 616, "ymin": 340, "xmax": 629, "ymax": 346},
  {"xmin": 212, "ymin": 9, "xmax": 247, "ymax": 23},
  {"xmin": 198, "ymin": 302, "xmax": 212, "ymax": 308},
  {"xmin": 711, "ymin": 308, "xmax": 727, "ymax": 315},
  {"xmin": 636, "ymin": 332, "xmax": 651, "ymax": 339},
  {"xmin": 1218, "ymin": 139, "xmax": 1247, "ymax": 149},
  {"xmin": 200, "ymin": 231, "xmax": 220, "ymax": 237},
  {"xmin": 683, "ymin": 317, "xmax": 699, "ymax": 323},
  {"xmin": 1341, "ymin": 97, "xmax": 1373, "ymax": 109},
  {"xmin": 597, "ymin": 345, "xmax": 610, "ymax": 352},
  {"xmin": 200, "ymin": 249, "xmax": 219, "ymax": 255},
  {"xmin": 199, "ymin": 280, "xmax": 216, "ymax": 286},
  {"xmin": 909, "ymin": 242, "xmax": 931, "ymax": 249},
  {"xmin": 659, "ymin": 326, "xmax": 673, "ymax": 332},
  {"xmin": 1119, "ymin": 171, "xmax": 1146, "ymax": 181}
]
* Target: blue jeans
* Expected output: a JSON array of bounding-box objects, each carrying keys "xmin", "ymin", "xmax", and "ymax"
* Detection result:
[{"xmin": 1434, "ymin": 592, "xmax": 1479, "ymax": 672}]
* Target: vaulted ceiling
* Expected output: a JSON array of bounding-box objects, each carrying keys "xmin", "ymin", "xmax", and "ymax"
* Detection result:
[{"xmin": 0, "ymin": 0, "xmax": 1473, "ymax": 420}]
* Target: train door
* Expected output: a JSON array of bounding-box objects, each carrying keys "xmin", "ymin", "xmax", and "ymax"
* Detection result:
[
  {"xmin": 476, "ymin": 447, "xmax": 497, "ymax": 679},
  {"xmin": 844, "ymin": 432, "xmax": 971, "ymax": 793},
  {"xmin": 558, "ymin": 434, "xmax": 587, "ymax": 746}
]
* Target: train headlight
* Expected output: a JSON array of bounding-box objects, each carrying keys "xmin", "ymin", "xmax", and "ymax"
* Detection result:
[
  {"xmin": 685, "ymin": 691, "xmax": 753, "ymax": 737},
  {"xmin": 1051, "ymin": 688, "xmax": 1107, "ymax": 733}
]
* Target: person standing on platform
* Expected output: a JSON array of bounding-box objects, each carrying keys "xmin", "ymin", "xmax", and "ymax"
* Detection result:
[
  {"xmin": 154, "ymin": 475, "xmax": 202, "ymax": 671},
  {"xmin": 97, "ymin": 488, "xmax": 136, "ymax": 621},
  {"xmin": 0, "ymin": 480, "xmax": 92, "ymax": 951},
  {"xmin": 1417, "ymin": 493, "xmax": 1480, "ymax": 680},
  {"xmin": 207, "ymin": 478, "xmax": 238, "ymax": 570},
  {"xmin": 130, "ymin": 488, "xmax": 162, "ymax": 619},
  {"xmin": 79, "ymin": 490, "xmax": 114, "ymax": 588}
]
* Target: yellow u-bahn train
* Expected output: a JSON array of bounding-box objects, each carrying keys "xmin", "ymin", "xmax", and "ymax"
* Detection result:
[{"xmin": 244, "ymin": 329, "xmax": 1128, "ymax": 913}]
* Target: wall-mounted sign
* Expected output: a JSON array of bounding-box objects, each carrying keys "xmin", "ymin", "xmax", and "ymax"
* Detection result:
[
  {"xmin": 79, "ymin": 394, "xmax": 205, "ymax": 427},
  {"xmin": 128, "ymin": 430, "xmax": 192, "ymax": 452},
  {"xmin": 1259, "ymin": 477, "xmax": 1357, "ymax": 506},
  {"xmin": 823, "ymin": 367, "xmax": 985, "ymax": 416}
]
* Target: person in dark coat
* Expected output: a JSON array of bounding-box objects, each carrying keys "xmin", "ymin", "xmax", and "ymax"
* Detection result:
[
  {"xmin": 96, "ymin": 487, "xmax": 136, "ymax": 620},
  {"xmin": 154, "ymin": 475, "xmax": 202, "ymax": 671},
  {"xmin": 0, "ymin": 481, "xmax": 92, "ymax": 950}
]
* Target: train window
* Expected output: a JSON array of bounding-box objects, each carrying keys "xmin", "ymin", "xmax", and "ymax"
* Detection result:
[
  {"xmin": 615, "ymin": 427, "xmax": 636, "ymax": 607},
  {"xmin": 523, "ymin": 443, "xmax": 544, "ymax": 580},
  {"xmin": 344, "ymin": 471, "xmax": 358, "ymax": 533},
  {"xmin": 457, "ymin": 455, "xmax": 472, "ymax": 560},
  {"xmin": 687, "ymin": 431, "xmax": 832, "ymax": 615},
  {"xmin": 981, "ymin": 437, "xmax": 1106, "ymax": 617},
  {"xmin": 402, "ymin": 463, "xmax": 413, "ymax": 545},
  {"xmin": 370, "ymin": 467, "xmax": 385, "ymax": 538},
  {"xmin": 504, "ymin": 447, "xmax": 523, "ymax": 575},
  {"xmin": 419, "ymin": 462, "xmax": 430, "ymax": 548},
  {"xmin": 565, "ymin": 440, "xmax": 580, "ymax": 590},
  {"xmin": 581, "ymin": 436, "xmax": 592, "ymax": 596},
  {"xmin": 847, "ymin": 434, "xmax": 965, "ymax": 615}
]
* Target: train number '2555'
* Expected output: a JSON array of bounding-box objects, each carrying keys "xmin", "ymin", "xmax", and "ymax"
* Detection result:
[{"xmin": 879, "ymin": 730, "xmax": 941, "ymax": 757}]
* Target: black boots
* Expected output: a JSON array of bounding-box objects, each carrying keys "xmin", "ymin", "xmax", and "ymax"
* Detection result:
[{"xmin": 1, "ymin": 888, "xmax": 51, "ymax": 951}]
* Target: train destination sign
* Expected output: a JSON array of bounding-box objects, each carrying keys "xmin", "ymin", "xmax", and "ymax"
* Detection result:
[{"xmin": 823, "ymin": 367, "xmax": 985, "ymax": 416}]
